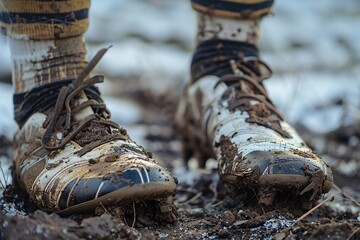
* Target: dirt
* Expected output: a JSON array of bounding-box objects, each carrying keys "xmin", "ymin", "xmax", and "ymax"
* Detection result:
[
  {"xmin": 218, "ymin": 135, "xmax": 240, "ymax": 175},
  {"xmin": 300, "ymin": 167, "xmax": 327, "ymax": 201},
  {"xmin": 0, "ymin": 89, "xmax": 360, "ymax": 240},
  {"xmin": 0, "ymin": 136, "xmax": 11, "ymax": 157}
]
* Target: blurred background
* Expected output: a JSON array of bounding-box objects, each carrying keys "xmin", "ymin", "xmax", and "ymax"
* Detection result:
[{"xmin": 1, "ymin": 0, "xmax": 360, "ymax": 195}]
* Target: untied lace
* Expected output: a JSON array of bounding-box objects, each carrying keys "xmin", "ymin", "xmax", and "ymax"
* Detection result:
[
  {"xmin": 192, "ymin": 39, "xmax": 290, "ymax": 138},
  {"xmin": 41, "ymin": 47, "xmax": 128, "ymax": 155},
  {"xmin": 219, "ymin": 56, "xmax": 290, "ymax": 138}
]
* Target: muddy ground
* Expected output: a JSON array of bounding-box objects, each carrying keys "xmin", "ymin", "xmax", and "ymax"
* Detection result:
[
  {"xmin": 1, "ymin": 1, "xmax": 360, "ymax": 238},
  {"xmin": 0, "ymin": 86, "xmax": 359, "ymax": 240}
]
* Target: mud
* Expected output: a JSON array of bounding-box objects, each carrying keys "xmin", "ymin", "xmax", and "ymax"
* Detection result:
[
  {"xmin": 227, "ymin": 82, "xmax": 291, "ymax": 138},
  {"xmin": 0, "ymin": 210, "xmax": 141, "ymax": 240},
  {"xmin": 300, "ymin": 166, "xmax": 327, "ymax": 201},
  {"xmin": 218, "ymin": 135, "xmax": 240, "ymax": 175},
  {"xmin": 1, "ymin": 89, "xmax": 360, "ymax": 239}
]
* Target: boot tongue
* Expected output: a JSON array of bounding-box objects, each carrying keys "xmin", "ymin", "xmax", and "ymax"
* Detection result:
[
  {"xmin": 237, "ymin": 60, "xmax": 272, "ymax": 96},
  {"xmin": 74, "ymin": 91, "xmax": 95, "ymax": 121},
  {"xmin": 257, "ymin": 62, "xmax": 272, "ymax": 80},
  {"xmin": 230, "ymin": 61, "xmax": 277, "ymax": 120}
]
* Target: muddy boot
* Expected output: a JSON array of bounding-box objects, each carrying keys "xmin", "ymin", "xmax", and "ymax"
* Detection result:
[
  {"xmin": 12, "ymin": 48, "xmax": 177, "ymax": 218},
  {"xmin": 2, "ymin": 0, "xmax": 177, "ymax": 220},
  {"xmin": 176, "ymin": 0, "xmax": 333, "ymax": 208}
]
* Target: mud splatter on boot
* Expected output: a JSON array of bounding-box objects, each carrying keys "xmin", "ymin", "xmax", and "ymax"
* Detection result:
[
  {"xmin": 175, "ymin": 39, "xmax": 333, "ymax": 210},
  {"xmin": 12, "ymin": 48, "xmax": 177, "ymax": 218}
]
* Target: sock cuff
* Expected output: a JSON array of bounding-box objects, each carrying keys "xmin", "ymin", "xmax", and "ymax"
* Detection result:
[
  {"xmin": 191, "ymin": 39, "xmax": 259, "ymax": 80},
  {"xmin": 191, "ymin": 0, "xmax": 274, "ymax": 19},
  {"xmin": 13, "ymin": 79, "xmax": 73, "ymax": 126},
  {"xmin": 0, "ymin": 0, "xmax": 90, "ymax": 40},
  {"xmin": 13, "ymin": 79, "xmax": 102, "ymax": 127}
]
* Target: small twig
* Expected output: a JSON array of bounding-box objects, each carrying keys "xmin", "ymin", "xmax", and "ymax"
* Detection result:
[
  {"xmin": 333, "ymin": 184, "xmax": 360, "ymax": 208},
  {"xmin": 178, "ymin": 192, "xmax": 202, "ymax": 206},
  {"xmin": 5, "ymin": 168, "xmax": 9, "ymax": 188},
  {"xmin": 346, "ymin": 227, "xmax": 360, "ymax": 240},
  {"xmin": 176, "ymin": 186, "xmax": 198, "ymax": 195},
  {"xmin": 243, "ymin": 193, "xmax": 257, "ymax": 206},
  {"xmin": 212, "ymin": 199, "xmax": 225, "ymax": 208},
  {"xmin": 252, "ymin": 189, "xmax": 265, "ymax": 215},
  {"xmin": 0, "ymin": 178, "xmax": 5, "ymax": 189},
  {"xmin": 123, "ymin": 216, "xmax": 129, "ymax": 226},
  {"xmin": 295, "ymin": 194, "xmax": 335, "ymax": 223},
  {"xmin": 99, "ymin": 202, "xmax": 110, "ymax": 215},
  {"xmin": 131, "ymin": 202, "xmax": 136, "ymax": 228},
  {"xmin": 0, "ymin": 162, "xmax": 6, "ymax": 189}
]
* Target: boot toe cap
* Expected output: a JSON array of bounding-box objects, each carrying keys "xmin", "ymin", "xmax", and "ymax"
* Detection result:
[{"xmin": 57, "ymin": 158, "xmax": 176, "ymax": 211}]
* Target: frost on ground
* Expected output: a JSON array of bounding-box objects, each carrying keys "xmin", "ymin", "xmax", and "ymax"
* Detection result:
[{"xmin": 1, "ymin": 0, "xmax": 360, "ymax": 239}]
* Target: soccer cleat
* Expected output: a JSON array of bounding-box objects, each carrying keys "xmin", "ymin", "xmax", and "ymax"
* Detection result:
[
  {"xmin": 176, "ymin": 40, "xmax": 333, "ymax": 206},
  {"xmin": 12, "ymin": 48, "xmax": 177, "ymax": 217}
]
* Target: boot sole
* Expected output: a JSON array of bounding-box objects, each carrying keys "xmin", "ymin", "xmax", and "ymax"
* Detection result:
[
  {"xmin": 55, "ymin": 181, "xmax": 176, "ymax": 216},
  {"xmin": 222, "ymin": 173, "xmax": 333, "ymax": 208},
  {"xmin": 176, "ymin": 100, "xmax": 333, "ymax": 209}
]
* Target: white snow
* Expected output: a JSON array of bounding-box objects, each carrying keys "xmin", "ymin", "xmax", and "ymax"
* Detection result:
[
  {"xmin": 0, "ymin": 83, "xmax": 17, "ymax": 138},
  {"xmin": 0, "ymin": 37, "xmax": 11, "ymax": 79},
  {"xmin": 86, "ymin": 0, "xmax": 196, "ymax": 47},
  {"xmin": 266, "ymin": 73, "xmax": 360, "ymax": 133}
]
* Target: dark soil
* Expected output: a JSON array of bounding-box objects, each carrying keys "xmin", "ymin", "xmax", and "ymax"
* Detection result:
[{"xmin": 0, "ymin": 88, "xmax": 359, "ymax": 240}]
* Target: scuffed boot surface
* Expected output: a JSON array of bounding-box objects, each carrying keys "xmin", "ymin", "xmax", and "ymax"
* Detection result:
[
  {"xmin": 176, "ymin": 39, "xmax": 333, "ymax": 209},
  {"xmin": 12, "ymin": 48, "xmax": 177, "ymax": 219}
]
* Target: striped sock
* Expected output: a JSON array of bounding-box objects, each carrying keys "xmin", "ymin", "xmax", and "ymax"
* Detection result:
[
  {"xmin": 190, "ymin": 0, "xmax": 275, "ymax": 81},
  {"xmin": 0, "ymin": 0, "xmax": 90, "ymax": 93},
  {"xmin": 191, "ymin": 0, "xmax": 274, "ymax": 20},
  {"xmin": 196, "ymin": 14, "xmax": 260, "ymax": 45},
  {"xmin": 191, "ymin": 0, "xmax": 274, "ymax": 44}
]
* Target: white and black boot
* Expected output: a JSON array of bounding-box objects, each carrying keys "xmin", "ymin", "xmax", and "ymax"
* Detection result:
[
  {"xmin": 176, "ymin": 15, "xmax": 333, "ymax": 209},
  {"xmin": 13, "ymin": 48, "xmax": 178, "ymax": 219}
]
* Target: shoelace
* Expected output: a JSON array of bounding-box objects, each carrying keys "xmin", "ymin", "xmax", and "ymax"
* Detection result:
[
  {"xmin": 41, "ymin": 47, "xmax": 128, "ymax": 156},
  {"xmin": 215, "ymin": 58, "xmax": 291, "ymax": 138},
  {"xmin": 191, "ymin": 39, "xmax": 290, "ymax": 138}
]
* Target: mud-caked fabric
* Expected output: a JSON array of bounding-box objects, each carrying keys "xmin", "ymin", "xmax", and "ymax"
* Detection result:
[
  {"xmin": 191, "ymin": 0, "xmax": 274, "ymax": 19},
  {"xmin": 0, "ymin": 0, "xmax": 89, "ymax": 94},
  {"xmin": 11, "ymin": 49, "xmax": 178, "ymax": 215},
  {"xmin": 191, "ymin": 39, "xmax": 260, "ymax": 81},
  {"xmin": 0, "ymin": 0, "xmax": 90, "ymax": 40}
]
